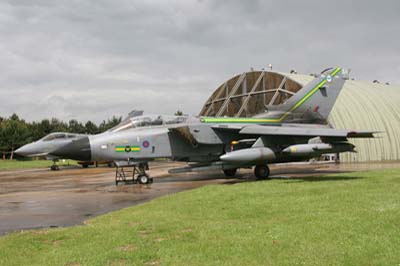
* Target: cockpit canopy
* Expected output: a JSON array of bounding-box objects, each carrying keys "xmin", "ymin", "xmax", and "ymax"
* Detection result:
[
  {"xmin": 109, "ymin": 114, "xmax": 188, "ymax": 133},
  {"xmin": 41, "ymin": 132, "xmax": 81, "ymax": 141}
]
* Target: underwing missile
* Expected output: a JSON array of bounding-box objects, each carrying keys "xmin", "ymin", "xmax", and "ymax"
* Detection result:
[
  {"xmin": 282, "ymin": 143, "xmax": 355, "ymax": 156},
  {"xmin": 220, "ymin": 147, "xmax": 276, "ymax": 163}
]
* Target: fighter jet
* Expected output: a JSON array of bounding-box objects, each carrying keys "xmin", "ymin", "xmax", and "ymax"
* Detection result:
[
  {"xmin": 15, "ymin": 110, "xmax": 144, "ymax": 170},
  {"xmin": 51, "ymin": 68, "xmax": 378, "ymax": 183},
  {"xmin": 15, "ymin": 132, "xmax": 86, "ymax": 170}
]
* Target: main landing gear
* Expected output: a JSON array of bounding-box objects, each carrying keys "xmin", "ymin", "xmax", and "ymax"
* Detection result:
[
  {"xmin": 115, "ymin": 163, "xmax": 153, "ymax": 185},
  {"xmin": 223, "ymin": 165, "xmax": 271, "ymax": 180},
  {"xmin": 254, "ymin": 165, "xmax": 270, "ymax": 180},
  {"xmin": 50, "ymin": 160, "xmax": 59, "ymax": 171},
  {"xmin": 223, "ymin": 168, "xmax": 237, "ymax": 177}
]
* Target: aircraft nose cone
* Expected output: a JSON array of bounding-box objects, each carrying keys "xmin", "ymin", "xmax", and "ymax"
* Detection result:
[
  {"xmin": 51, "ymin": 136, "xmax": 91, "ymax": 161},
  {"xmin": 15, "ymin": 145, "xmax": 31, "ymax": 156}
]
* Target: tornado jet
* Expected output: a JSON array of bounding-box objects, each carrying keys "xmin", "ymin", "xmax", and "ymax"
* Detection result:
[
  {"xmin": 51, "ymin": 68, "xmax": 379, "ymax": 183},
  {"xmin": 15, "ymin": 132, "xmax": 87, "ymax": 170},
  {"xmin": 15, "ymin": 110, "xmax": 144, "ymax": 170}
]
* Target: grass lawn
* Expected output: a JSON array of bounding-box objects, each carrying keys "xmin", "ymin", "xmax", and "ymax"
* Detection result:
[
  {"xmin": 1, "ymin": 168, "xmax": 400, "ymax": 265},
  {"xmin": 0, "ymin": 159, "xmax": 78, "ymax": 170}
]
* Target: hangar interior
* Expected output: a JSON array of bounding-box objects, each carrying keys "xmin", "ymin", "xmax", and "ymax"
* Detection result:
[
  {"xmin": 200, "ymin": 71, "xmax": 303, "ymax": 118},
  {"xmin": 199, "ymin": 70, "xmax": 400, "ymax": 163}
]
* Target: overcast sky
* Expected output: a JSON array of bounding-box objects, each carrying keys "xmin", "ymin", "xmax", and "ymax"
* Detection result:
[{"xmin": 1, "ymin": 0, "xmax": 399, "ymax": 123}]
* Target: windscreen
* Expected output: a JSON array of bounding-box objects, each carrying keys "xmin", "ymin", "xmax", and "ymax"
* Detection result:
[
  {"xmin": 41, "ymin": 133, "xmax": 66, "ymax": 141},
  {"xmin": 108, "ymin": 115, "xmax": 188, "ymax": 133}
]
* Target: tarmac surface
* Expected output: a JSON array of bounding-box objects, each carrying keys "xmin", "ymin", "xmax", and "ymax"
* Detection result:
[{"xmin": 1, "ymin": 161, "xmax": 399, "ymax": 235}]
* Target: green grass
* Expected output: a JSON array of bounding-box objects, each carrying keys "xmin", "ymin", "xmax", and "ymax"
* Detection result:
[
  {"xmin": 1, "ymin": 168, "xmax": 400, "ymax": 265},
  {"xmin": 0, "ymin": 159, "xmax": 78, "ymax": 170}
]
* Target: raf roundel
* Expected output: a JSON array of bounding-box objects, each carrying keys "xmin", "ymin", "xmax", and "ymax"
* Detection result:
[
  {"xmin": 143, "ymin": 140, "xmax": 150, "ymax": 148},
  {"xmin": 326, "ymin": 75, "xmax": 332, "ymax": 83}
]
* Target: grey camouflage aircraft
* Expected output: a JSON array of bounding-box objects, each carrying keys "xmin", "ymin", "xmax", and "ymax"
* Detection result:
[
  {"xmin": 15, "ymin": 110, "xmax": 145, "ymax": 170},
  {"xmin": 15, "ymin": 132, "xmax": 87, "ymax": 170},
  {"xmin": 51, "ymin": 67, "xmax": 378, "ymax": 183}
]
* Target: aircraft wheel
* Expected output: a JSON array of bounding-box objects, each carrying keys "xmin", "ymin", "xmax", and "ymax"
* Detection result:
[
  {"xmin": 82, "ymin": 164, "xmax": 89, "ymax": 168},
  {"xmin": 223, "ymin": 168, "xmax": 237, "ymax": 177},
  {"xmin": 254, "ymin": 165, "xmax": 270, "ymax": 180},
  {"xmin": 50, "ymin": 165, "xmax": 59, "ymax": 171},
  {"xmin": 138, "ymin": 175, "xmax": 150, "ymax": 184}
]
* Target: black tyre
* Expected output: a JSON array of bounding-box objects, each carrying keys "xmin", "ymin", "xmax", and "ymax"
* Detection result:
[
  {"xmin": 223, "ymin": 168, "xmax": 237, "ymax": 177},
  {"xmin": 138, "ymin": 175, "xmax": 149, "ymax": 184},
  {"xmin": 82, "ymin": 164, "xmax": 89, "ymax": 168},
  {"xmin": 254, "ymin": 165, "xmax": 270, "ymax": 180}
]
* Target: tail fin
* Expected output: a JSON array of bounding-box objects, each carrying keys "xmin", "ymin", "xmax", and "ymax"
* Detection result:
[
  {"xmin": 202, "ymin": 67, "xmax": 347, "ymax": 125},
  {"xmin": 279, "ymin": 67, "xmax": 347, "ymax": 123}
]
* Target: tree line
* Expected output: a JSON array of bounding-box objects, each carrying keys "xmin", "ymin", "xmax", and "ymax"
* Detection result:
[{"xmin": 0, "ymin": 113, "xmax": 122, "ymax": 158}]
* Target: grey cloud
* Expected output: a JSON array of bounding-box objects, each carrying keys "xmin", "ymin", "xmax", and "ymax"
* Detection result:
[{"xmin": 0, "ymin": 0, "xmax": 399, "ymax": 123}]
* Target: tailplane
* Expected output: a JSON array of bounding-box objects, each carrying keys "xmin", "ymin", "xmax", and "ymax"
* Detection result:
[{"xmin": 272, "ymin": 67, "xmax": 347, "ymax": 123}]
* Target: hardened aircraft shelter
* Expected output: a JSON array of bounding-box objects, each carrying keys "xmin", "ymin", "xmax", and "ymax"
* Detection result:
[{"xmin": 199, "ymin": 71, "xmax": 400, "ymax": 162}]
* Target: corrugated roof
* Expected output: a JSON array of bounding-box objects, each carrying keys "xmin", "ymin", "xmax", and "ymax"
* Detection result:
[{"xmin": 285, "ymin": 73, "xmax": 400, "ymax": 162}]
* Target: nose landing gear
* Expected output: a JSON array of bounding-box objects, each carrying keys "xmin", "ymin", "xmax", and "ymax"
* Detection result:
[
  {"xmin": 115, "ymin": 163, "xmax": 153, "ymax": 185},
  {"xmin": 138, "ymin": 174, "xmax": 151, "ymax": 185},
  {"xmin": 137, "ymin": 163, "xmax": 153, "ymax": 185}
]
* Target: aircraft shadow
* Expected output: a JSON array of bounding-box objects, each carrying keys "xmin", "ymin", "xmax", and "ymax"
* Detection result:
[
  {"xmin": 282, "ymin": 175, "xmax": 362, "ymax": 183},
  {"xmin": 156, "ymin": 173, "xmax": 241, "ymax": 183},
  {"xmin": 155, "ymin": 168, "xmax": 362, "ymax": 183},
  {"xmin": 116, "ymin": 168, "xmax": 362, "ymax": 186}
]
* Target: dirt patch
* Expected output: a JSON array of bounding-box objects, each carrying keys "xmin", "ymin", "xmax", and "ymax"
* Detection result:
[
  {"xmin": 116, "ymin": 244, "xmax": 136, "ymax": 251},
  {"xmin": 145, "ymin": 260, "xmax": 160, "ymax": 266},
  {"xmin": 138, "ymin": 230, "xmax": 151, "ymax": 238},
  {"xmin": 30, "ymin": 230, "xmax": 50, "ymax": 236},
  {"xmin": 110, "ymin": 259, "xmax": 128, "ymax": 266},
  {"xmin": 64, "ymin": 262, "xmax": 81, "ymax": 266},
  {"xmin": 128, "ymin": 222, "xmax": 140, "ymax": 228}
]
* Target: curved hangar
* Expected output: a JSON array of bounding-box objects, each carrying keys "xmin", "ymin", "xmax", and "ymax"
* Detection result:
[{"xmin": 199, "ymin": 71, "xmax": 400, "ymax": 162}]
